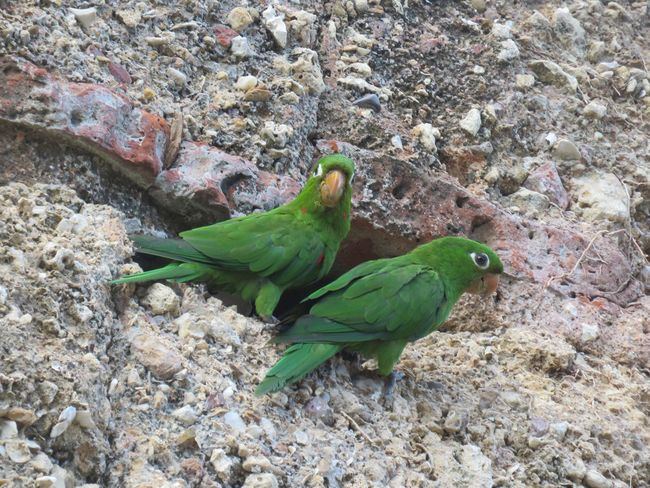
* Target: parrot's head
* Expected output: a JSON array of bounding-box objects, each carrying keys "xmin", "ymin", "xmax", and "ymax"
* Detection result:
[
  {"xmin": 416, "ymin": 237, "xmax": 503, "ymax": 296},
  {"xmin": 311, "ymin": 154, "xmax": 356, "ymax": 208}
]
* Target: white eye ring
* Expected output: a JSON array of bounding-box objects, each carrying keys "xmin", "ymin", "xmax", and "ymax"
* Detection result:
[
  {"xmin": 315, "ymin": 164, "xmax": 324, "ymax": 177},
  {"xmin": 471, "ymin": 252, "xmax": 490, "ymax": 270}
]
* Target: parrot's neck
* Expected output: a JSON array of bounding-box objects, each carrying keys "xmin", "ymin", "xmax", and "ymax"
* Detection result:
[
  {"xmin": 410, "ymin": 243, "xmax": 474, "ymax": 301},
  {"xmin": 287, "ymin": 178, "xmax": 352, "ymax": 241}
]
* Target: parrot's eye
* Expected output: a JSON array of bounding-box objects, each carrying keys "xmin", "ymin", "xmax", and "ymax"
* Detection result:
[{"xmin": 471, "ymin": 252, "xmax": 489, "ymax": 270}]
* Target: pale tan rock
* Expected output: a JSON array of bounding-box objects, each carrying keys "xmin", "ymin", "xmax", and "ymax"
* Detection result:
[
  {"xmin": 227, "ymin": 7, "xmax": 254, "ymax": 32},
  {"xmin": 131, "ymin": 333, "xmax": 183, "ymax": 379}
]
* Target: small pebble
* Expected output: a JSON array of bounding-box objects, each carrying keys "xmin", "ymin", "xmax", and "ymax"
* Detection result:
[
  {"xmin": 227, "ymin": 7, "xmax": 254, "ymax": 32},
  {"xmin": 492, "ymin": 21, "xmax": 513, "ymax": 39},
  {"xmin": 116, "ymin": 9, "xmax": 141, "ymax": 28},
  {"xmin": 35, "ymin": 477, "xmax": 56, "ymax": 488},
  {"xmin": 235, "ymin": 75, "xmax": 258, "ymax": 91},
  {"xmin": 443, "ymin": 409, "xmax": 467, "ymax": 433},
  {"xmin": 211, "ymin": 449, "xmax": 235, "ymax": 482},
  {"xmin": 0, "ymin": 420, "xmax": 18, "ymax": 439},
  {"xmin": 31, "ymin": 452, "xmax": 54, "ymax": 474},
  {"xmin": 18, "ymin": 313, "xmax": 32, "ymax": 325},
  {"xmin": 412, "ymin": 123, "xmax": 439, "ymax": 152},
  {"xmin": 501, "ymin": 390, "xmax": 523, "ymax": 409},
  {"xmin": 471, "ymin": 0, "xmax": 486, "ymax": 12},
  {"xmin": 74, "ymin": 411, "xmax": 95, "ymax": 429},
  {"xmin": 460, "ymin": 108, "xmax": 482, "ymax": 136},
  {"xmin": 354, "ymin": 0, "xmax": 370, "ymax": 13},
  {"xmin": 552, "ymin": 139, "xmax": 581, "ymax": 160},
  {"xmin": 70, "ymin": 7, "xmax": 97, "ymax": 29},
  {"xmin": 214, "ymin": 24, "xmax": 239, "ymax": 47},
  {"xmin": 583, "ymin": 101, "xmax": 607, "ymax": 119},
  {"xmin": 550, "ymin": 421, "xmax": 569, "ymax": 440},
  {"xmin": 176, "ymin": 429, "xmax": 198, "ymax": 448},
  {"xmin": 131, "ymin": 333, "xmax": 183, "ymax": 380},
  {"xmin": 352, "ymin": 93, "xmax": 381, "ymax": 112},
  {"xmin": 6, "ymin": 440, "xmax": 32, "ymax": 463},
  {"xmin": 223, "ymin": 411, "xmax": 246, "ymax": 432},
  {"xmin": 529, "ymin": 60, "xmax": 578, "ymax": 92},
  {"xmin": 498, "ymin": 39, "xmax": 520, "ymax": 62},
  {"xmin": 304, "ymin": 395, "xmax": 331, "ymax": 419},
  {"xmin": 142, "ymin": 283, "xmax": 180, "ymax": 315},
  {"xmin": 231, "ymin": 36, "xmax": 253, "ymax": 57},
  {"xmin": 176, "ymin": 313, "xmax": 208, "ymax": 340},
  {"xmin": 527, "ymin": 435, "xmax": 546, "ymax": 449},
  {"xmin": 391, "ymin": 134, "xmax": 403, "ymax": 150},
  {"xmin": 242, "ymin": 473, "xmax": 279, "ymax": 488},
  {"xmin": 172, "ymin": 405, "xmax": 198, "ymax": 426},
  {"xmin": 584, "ymin": 470, "xmax": 613, "ymax": 488},
  {"xmin": 529, "ymin": 417, "xmax": 549, "ymax": 437},
  {"xmin": 167, "ymin": 68, "xmax": 188, "ymax": 88},
  {"xmin": 516, "ymin": 74, "xmax": 535, "ymax": 89},
  {"xmin": 143, "ymin": 87, "xmax": 156, "ymax": 101},
  {"xmin": 242, "ymin": 455, "xmax": 273, "ymax": 473},
  {"xmin": 347, "ymin": 62, "xmax": 372, "ymax": 78},
  {"xmin": 294, "ymin": 430, "xmax": 309, "ymax": 445},
  {"xmin": 109, "ymin": 62, "xmax": 132, "ymax": 84},
  {"xmin": 244, "ymin": 87, "xmax": 273, "ymax": 102},
  {"xmin": 58, "ymin": 405, "xmax": 77, "ymax": 424},
  {"xmin": 146, "ymin": 36, "xmax": 171, "ymax": 47},
  {"xmin": 581, "ymin": 323, "xmax": 600, "ymax": 342},
  {"xmin": 6, "ymin": 407, "xmax": 37, "ymax": 426},
  {"xmin": 264, "ymin": 8, "xmax": 288, "ymax": 48}
]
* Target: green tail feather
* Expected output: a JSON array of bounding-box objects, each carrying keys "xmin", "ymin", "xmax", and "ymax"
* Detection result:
[
  {"xmin": 111, "ymin": 262, "xmax": 212, "ymax": 285},
  {"xmin": 130, "ymin": 235, "xmax": 215, "ymax": 264},
  {"xmin": 255, "ymin": 343, "xmax": 342, "ymax": 395}
]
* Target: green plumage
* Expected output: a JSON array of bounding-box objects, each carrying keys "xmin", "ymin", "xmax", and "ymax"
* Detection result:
[
  {"xmin": 112, "ymin": 154, "xmax": 355, "ymax": 319},
  {"xmin": 256, "ymin": 343, "xmax": 342, "ymax": 396},
  {"xmin": 256, "ymin": 236, "xmax": 503, "ymax": 394}
]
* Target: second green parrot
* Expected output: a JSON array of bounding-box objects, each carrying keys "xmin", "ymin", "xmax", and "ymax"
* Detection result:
[
  {"xmin": 256, "ymin": 236, "xmax": 503, "ymax": 394},
  {"xmin": 112, "ymin": 154, "xmax": 355, "ymax": 319}
]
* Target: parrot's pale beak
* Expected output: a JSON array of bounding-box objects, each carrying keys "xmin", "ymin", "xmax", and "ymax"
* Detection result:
[
  {"xmin": 484, "ymin": 274, "xmax": 500, "ymax": 295},
  {"xmin": 320, "ymin": 169, "xmax": 346, "ymax": 207},
  {"xmin": 468, "ymin": 273, "xmax": 500, "ymax": 295}
]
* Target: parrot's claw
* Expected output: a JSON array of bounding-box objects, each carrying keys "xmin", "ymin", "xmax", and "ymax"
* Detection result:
[
  {"xmin": 263, "ymin": 315, "xmax": 280, "ymax": 325},
  {"xmin": 382, "ymin": 370, "xmax": 404, "ymax": 407}
]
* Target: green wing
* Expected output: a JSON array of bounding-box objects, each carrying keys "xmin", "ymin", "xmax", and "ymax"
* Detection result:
[
  {"xmin": 277, "ymin": 259, "xmax": 448, "ymax": 344},
  {"xmin": 180, "ymin": 210, "xmax": 327, "ymax": 287},
  {"xmin": 304, "ymin": 258, "xmax": 393, "ymax": 301}
]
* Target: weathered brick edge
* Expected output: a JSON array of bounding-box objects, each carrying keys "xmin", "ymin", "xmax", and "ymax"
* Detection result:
[{"xmin": 0, "ymin": 56, "xmax": 302, "ymax": 220}]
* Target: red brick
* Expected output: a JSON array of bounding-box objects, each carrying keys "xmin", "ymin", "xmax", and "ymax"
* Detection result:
[
  {"xmin": 316, "ymin": 139, "xmax": 641, "ymax": 307},
  {"xmin": 151, "ymin": 141, "xmax": 301, "ymax": 223},
  {"xmin": 0, "ymin": 56, "xmax": 166, "ymax": 187}
]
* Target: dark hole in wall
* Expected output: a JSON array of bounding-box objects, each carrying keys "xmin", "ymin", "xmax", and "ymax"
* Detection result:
[
  {"xmin": 391, "ymin": 181, "xmax": 409, "ymax": 200},
  {"xmin": 70, "ymin": 109, "xmax": 83, "ymax": 127},
  {"xmin": 456, "ymin": 195, "xmax": 470, "ymax": 208}
]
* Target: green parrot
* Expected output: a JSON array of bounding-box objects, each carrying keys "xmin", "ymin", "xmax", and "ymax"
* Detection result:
[
  {"xmin": 256, "ymin": 236, "xmax": 503, "ymax": 395},
  {"xmin": 112, "ymin": 154, "xmax": 355, "ymax": 319}
]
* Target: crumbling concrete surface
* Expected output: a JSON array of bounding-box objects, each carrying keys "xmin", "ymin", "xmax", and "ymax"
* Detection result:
[{"xmin": 1, "ymin": 0, "xmax": 649, "ymax": 486}]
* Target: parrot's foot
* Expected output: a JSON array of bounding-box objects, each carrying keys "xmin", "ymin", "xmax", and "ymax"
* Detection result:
[
  {"xmin": 261, "ymin": 315, "xmax": 280, "ymax": 325},
  {"xmin": 382, "ymin": 371, "xmax": 404, "ymax": 407}
]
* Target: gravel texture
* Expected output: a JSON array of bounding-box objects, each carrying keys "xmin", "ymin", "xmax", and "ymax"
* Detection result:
[{"xmin": 1, "ymin": 0, "xmax": 649, "ymax": 486}]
